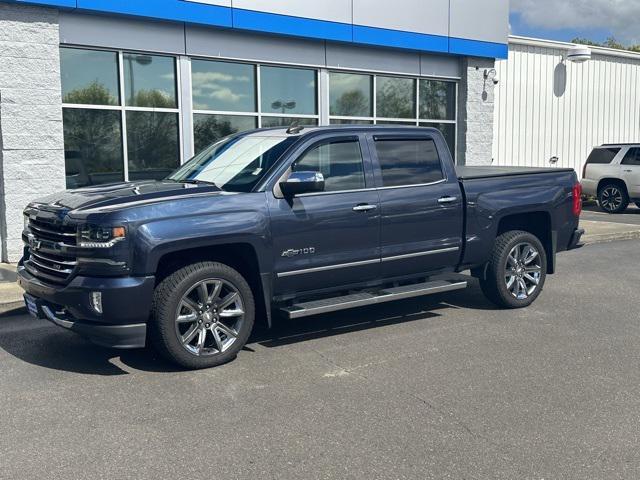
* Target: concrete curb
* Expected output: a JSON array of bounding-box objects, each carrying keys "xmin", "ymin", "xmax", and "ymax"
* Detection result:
[{"xmin": 582, "ymin": 230, "xmax": 640, "ymax": 245}]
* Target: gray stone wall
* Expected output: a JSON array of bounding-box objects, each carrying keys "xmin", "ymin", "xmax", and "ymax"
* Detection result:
[
  {"xmin": 457, "ymin": 57, "xmax": 496, "ymax": 166},
  {"xmin": 0, "ymin": 3, "xmax": 65, "ymax": 262}
]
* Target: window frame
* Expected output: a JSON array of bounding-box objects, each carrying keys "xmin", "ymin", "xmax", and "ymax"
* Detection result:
[
  {"xmin": 61, "ymin": 46, "xmax": 183, "ymax": 184},
  {"xmin": 190, "ymin": 58, "xmax": 321, "ymax": 148},
  {"xmin": 291, "ymin": 136, "xmax": 368, "ymax": 194},
  {"xmin": 327, "ymin": 70, "xmax": 458, "ymax": 161},
  {"xmin": 367, "ymin": 133, "xmax": 448, "ymax": 190},
  {"xmin": 270, "ymin": 133, "xmax": 375, "ymax": 198}
]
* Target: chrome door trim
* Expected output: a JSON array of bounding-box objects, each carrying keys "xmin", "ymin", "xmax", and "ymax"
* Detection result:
[
  {"xmin": 381, "ymin": 247, "xmax": 459, "ymax": 263},
  {"xmin": 277, "ymin": 246, "xmax": 459, "ymax": 278},
  {"xmin": 277, "ymin": 258, "xmax": 380, "ymax": 278}
]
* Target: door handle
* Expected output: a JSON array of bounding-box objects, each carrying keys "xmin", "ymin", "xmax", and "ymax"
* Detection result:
[
  {"xmin": 438, "ymin": 196, "xmax": 458, "ymax": 205},
  {"xmin": 353, "ymin": 204, "xmax": 378, "ymax": 212},
  {"xmin": 623, "ymin": 169, "xmax": 633, "ymax": 173}
]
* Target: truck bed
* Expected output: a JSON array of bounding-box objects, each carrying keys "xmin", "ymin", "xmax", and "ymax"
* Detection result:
[{"xmin": 456, "ymin": 166, "xmax": 575, "ymax": 180}]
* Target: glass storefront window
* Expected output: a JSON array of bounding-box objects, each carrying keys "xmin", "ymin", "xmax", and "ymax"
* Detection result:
[
  {"xmin": 376, "ymin": 76, "xmax": 416, "ymax": 119},
  {"xmin": 123, "ymin": 54, "xmax": 177, "ymax": 108},
  {"xmin": 330, "ymin": 119, "xmax": 374, "ymax": 125},
  {"xmin": 63, "ymin": 109, "xmax": 124, "ymax": 188},
  {"xmin": 329, "ymin": 72, "xmax": 373, "ymax": 118},
  {"xmin": 126, "ymin": 111, "xmax": 180, "ymax": 181},
  {"xmin": 193, "ymin": 114, "xmax": 258, "ymax": 154},
  {"xmin": 60, "ymin": 48, "xmax": 120, "ymax": 106},
  {"xmin": 192, "ymin": 60, "xmax": 256, "ymax": 113},
  {"xmin": 421, "ymin": 122, "xmax": 456, "ymax": 156},
  {"xmin": 420, "ymin": 80, "xmax": 456, "ymax": 121},
  {"xmin": 261, "ymin": 117, "xmax": 319, "ymax": 128},
  {"xmin": 260, "ymin": 66, "xmax": 317, "ymax": 116}
]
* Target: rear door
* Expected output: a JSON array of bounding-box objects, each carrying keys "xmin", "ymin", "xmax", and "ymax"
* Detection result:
[
  {"xmin": 367, "ymin": 132, "xmax": 463, "ymax": 278},
  {"xmin": 621, "ymin": 147, "xmax": 640, "ymax": 198}
]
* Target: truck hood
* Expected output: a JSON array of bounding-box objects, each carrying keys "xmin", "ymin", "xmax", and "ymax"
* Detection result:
[{"xmin": 29, "ymin": 180, "xmax": 224, "ymax": 212}]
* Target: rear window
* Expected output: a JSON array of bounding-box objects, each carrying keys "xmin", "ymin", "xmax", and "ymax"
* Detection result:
[
  {"xmin": 374, "ymin": 138, "xmax": 444, "ymax": 187},
  {"xmin": 586, "ymin": 147, "xmax": 620, "ymax": 164}
]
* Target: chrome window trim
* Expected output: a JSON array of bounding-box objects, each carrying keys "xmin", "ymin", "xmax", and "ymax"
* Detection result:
[{"xmin": 277, "ymin": 246, "xmax": 460, "ymax": 278}]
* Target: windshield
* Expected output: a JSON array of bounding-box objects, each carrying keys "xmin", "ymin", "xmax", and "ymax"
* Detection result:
[{"xmin": 168, "ymin": 134, "xmax": 297, "ymax": 192}]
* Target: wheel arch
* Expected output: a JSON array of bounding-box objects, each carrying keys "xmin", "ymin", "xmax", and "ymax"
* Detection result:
[
  {"xmin": 496, "ymin": 211, "xmax": 554, "ymax": 274},
  {"xmin": 154, "ymin": 243, "xmax": 272, "ymax": 329},
  {"xmin": 597, "ymin": 177, "xmax": 629, "ymax": 196}
]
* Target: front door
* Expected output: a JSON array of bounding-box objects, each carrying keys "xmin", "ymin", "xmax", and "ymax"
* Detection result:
[
  {"xmin": 367, "ymin": 133, "xmax": 464, "ymax": 279},
  {"xmin": 621, "ymin": 147, "xmax": 640, "ymax": 199},
  {"xmin": 269, "ymin": 134, "xmax": 380, "ymax": 295}
]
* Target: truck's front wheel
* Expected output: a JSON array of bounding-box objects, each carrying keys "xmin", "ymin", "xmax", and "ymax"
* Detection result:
[
  {"xmin": 150, "ymin": 262, "xmax": 255, "ymax": 369},
  {"xmin": 479, "ymin": 231, "xmax": 547, "ymax": 309}
]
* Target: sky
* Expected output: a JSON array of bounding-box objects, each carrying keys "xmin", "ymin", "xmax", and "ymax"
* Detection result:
[{"xmin": 509, "ymin": 0, "xmax": 640, "ymax": 45}]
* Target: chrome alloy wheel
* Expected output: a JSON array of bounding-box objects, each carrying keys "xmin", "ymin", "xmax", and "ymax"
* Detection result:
[
  {"xmin": 505, "ymin": 243, "xmax": 542, "ymax": 300},
  {"xmin": 175, "ymin": 279, "xmax": 245, "ymax": 356},
  {"xmin": 600, "ymin": 186, "xmax": 623, "ymax": 212}
]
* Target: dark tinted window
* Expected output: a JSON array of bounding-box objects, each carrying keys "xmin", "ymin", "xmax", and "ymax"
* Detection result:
[
  {"xmin": 622, "ymin": 148, "xmax": 640, "ymax": 166},
  {"xmin": 294, "ymin": 139, "xmax": 366, "ymax": 192},
  {"xmin": 375, "ymin": 138, "xmax": 443, "ymax": 187},
  {"xmin": 126, "ymin": 111, "xmax": 180, "ymax": 181},
  {"xmin": 63, "ymin": 109, "xmax": 124, "ymax": 188},
  {"xmin": 586, "ymin": 147, "xmax": 620, "ymax": 164}
]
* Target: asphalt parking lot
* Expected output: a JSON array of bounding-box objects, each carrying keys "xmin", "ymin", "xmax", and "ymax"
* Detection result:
[
  {"xmin": 1, "ymin": 240, "xmax": 639, "ymax": 479},
  {"xmin": 582, "ymin": 203, "xmax": 640, "ymax": 225}
]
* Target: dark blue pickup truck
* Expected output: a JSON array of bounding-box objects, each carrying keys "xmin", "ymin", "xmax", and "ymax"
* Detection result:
[{"xmin": 18, "ymin": 126, "xmax": 584, "ymax": 369}]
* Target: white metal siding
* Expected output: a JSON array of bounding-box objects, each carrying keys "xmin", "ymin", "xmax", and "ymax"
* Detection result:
[{"xmin": 493, "ymin": 38, "xmax": 640, "ymax": 178}]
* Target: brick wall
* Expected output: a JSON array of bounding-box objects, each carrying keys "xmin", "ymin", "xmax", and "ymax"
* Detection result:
[
  {"xmin": 457, "ymin": 57, "xmax": 496, "ymax": 166},
  {"xmin": 0, "ymin": 3, "xmax": 65, "ymax": 262}
]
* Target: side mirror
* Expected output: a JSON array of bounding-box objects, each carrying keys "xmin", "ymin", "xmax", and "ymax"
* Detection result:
[{"xmin": 280, "ymin": 171, "xmax": 325, "ymax": 197}]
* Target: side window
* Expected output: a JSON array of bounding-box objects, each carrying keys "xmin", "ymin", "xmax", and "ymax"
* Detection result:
[
  {"xmin": 293, "ymin": 139, "xmax": 366, "ymax": 192},
  {"xmin": 374, "ymin": 138, "xmax": 444, "ymax": 187},
  {"xmin": 622, "ymin": 148, "xmax": 640, "ymax": 166}
]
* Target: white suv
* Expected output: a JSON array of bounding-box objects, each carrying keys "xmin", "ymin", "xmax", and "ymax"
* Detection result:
[{"xmin": 582, "ymin": 144, "xmax": 640, "ymax": 213}]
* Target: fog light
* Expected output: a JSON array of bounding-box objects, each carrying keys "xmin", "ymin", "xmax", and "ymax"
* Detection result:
[{"xmin": 90, "ymin": 291, "xmax": 103, "ymax": 314}]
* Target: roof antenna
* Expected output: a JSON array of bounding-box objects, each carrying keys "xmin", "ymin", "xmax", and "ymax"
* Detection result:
[{"xmin": 286, "ymin": 123, "xmax": 305, "ymax": 135}]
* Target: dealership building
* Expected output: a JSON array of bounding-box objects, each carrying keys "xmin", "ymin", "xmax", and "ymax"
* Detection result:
[
  {"xmin": 3, "ymin": 1, "xmax": 640, "ymax": 265},
  {"xmin": 0, "ymin": 0, "xmax": 509, "ymax": 262}
]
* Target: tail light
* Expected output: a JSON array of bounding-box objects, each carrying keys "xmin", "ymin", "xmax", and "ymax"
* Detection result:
[{"xmin": 572, "ymin": 183, "xmax": 583, "ymax": 217}]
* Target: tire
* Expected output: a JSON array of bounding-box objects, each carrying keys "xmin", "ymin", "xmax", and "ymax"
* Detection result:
[
  {"xmin": 150, "ymin": 261, "xmax": 255, "ymax": 369},
  {"xmin": 479, "ymin": 231, "xmax": 547, "ymax": 309},
  {"xmin": 598, "ymin": 183, "xmax": 629, "ymax": 213}
]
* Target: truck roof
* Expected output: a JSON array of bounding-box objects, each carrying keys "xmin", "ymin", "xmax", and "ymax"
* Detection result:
[{"xmin": 243, "ymin": 125, "xmax": 440, "ymax": 137}]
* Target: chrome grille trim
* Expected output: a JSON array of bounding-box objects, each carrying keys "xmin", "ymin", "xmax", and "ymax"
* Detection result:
[{"xmin": 24, "ymin": 215, "xmax": 78, "ymax": 284}]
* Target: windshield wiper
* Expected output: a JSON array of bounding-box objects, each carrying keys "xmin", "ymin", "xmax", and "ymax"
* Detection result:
[{"xmin": 174, "ymin": 179, "xmax": 221, "ymax": 189}]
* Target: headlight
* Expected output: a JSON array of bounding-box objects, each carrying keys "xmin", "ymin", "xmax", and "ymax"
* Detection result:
[{"xmin": 78, "ymin": 225, "xmax": 126, "ymax": 248}]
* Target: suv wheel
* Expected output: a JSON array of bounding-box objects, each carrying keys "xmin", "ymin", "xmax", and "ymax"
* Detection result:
[
  {"xmin": 479, "ymin": 231, "xmax": 547, "ymax": 309},
  {"xmin": 598, "ymin": 183, "xmax": 629, "ymax": 213},
  {"xmin": 150, "ymin": 262, "xmax": 255, "ymax": 369}
]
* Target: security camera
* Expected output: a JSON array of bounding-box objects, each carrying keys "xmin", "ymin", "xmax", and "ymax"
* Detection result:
[{"xmin": 491, "ymin": 75, "xmax": 500, "ymax": 85}]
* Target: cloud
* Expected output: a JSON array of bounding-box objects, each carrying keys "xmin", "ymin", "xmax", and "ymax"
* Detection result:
[{"xmin": 511, "ymin": 0, "xmax": 640, "ymax": 44}]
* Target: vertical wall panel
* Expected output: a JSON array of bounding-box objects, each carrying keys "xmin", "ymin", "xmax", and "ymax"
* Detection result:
[{"xmin": 493, "ymin": 40, "xmax": 640, "ymax": 178}]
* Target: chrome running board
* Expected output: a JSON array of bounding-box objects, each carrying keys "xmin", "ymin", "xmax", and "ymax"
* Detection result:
[{"xmin": 280, "ymin": 279, "xmax": 467, "ymax": 319}]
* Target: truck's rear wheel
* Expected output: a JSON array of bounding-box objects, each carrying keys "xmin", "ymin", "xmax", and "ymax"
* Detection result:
[
  {"xmin": 479, "ymin": 231, "xmax": 547, "ymax": 309},
  {"xmin": 150, "ymin": 262, "xmax": 254, "ymax": 369}
]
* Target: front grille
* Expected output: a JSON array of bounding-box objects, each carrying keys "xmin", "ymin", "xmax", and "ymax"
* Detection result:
[{"xmin": 23, "ymin": 216, "xmax": 78, "ymax": 284}]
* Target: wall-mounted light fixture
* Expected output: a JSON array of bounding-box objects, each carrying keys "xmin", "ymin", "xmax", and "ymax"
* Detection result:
[
  {"xmin": 566, "ymin": 45, "xmax": 592, "ymax": 63},
  {"xmin": 483, "ymin": 68, "xmax": 500, "ymax": 85}
]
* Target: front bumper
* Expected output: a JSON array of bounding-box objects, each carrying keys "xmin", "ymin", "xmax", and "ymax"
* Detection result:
[{"xmin": 18, "ymin": 265, "xmax": 155, "ymax": 349}]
